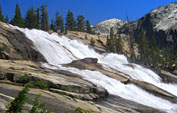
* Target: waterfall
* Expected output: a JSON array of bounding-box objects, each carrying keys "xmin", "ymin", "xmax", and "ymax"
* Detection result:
[{"xmin": 12, "ymin": 26, "xmax": 177, "ymax": 112}]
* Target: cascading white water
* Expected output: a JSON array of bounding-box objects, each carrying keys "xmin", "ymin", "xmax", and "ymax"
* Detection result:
[{"xmin": 11, "ymin": 26, "xmax": 177, "ymax": 112}]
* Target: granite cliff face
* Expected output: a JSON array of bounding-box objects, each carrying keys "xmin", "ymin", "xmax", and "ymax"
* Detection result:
[
  {"xmin": 131, "ymin": 1, "xmax": 177, "ymax": 48},
  {"xmin": 93, "ymin": 1, "xmax": 177, "ymax": 49}
]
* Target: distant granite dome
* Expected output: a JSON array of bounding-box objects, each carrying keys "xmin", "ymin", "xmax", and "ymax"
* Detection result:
[{"xmin": 93, "ymin": 18, "xmax": 126, "ymax": 35}]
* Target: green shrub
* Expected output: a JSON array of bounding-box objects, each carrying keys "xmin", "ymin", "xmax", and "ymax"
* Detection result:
[
  {"xmin": 0, "ymin": 45, "xmax": 9, "ymax": 52},
  {"xmin": 75, "ymin": 107, "xmax": 89, "ymax": 113},
  {"xmin": 90, "ymin": 38, "xmax": 95, "ymax": 46},
  {"xmin": 60, "ymin": 86, "xmax": 70, "ymax": 91},
  {"xmin": 32, "ymin": 81, "xmax": 49, "ymax": 89},
  {"xmin": 18, "ymin": 74, "xmax": 28, "ymax": 82},
  {"xmin": 9, "ymin": 67, "xmax": 16, "ymax": 70}
]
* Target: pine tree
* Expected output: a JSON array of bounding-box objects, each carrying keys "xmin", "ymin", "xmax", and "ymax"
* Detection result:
[
  {"xmin": 116, "ymin": 34, "xmax": 123, "ymax": 54},
  {"xmin": 90, "ymin": 38, "xmax": 95, "ymax": 46},
  {"xmin": 55, "ymin": 11, "xmax": 64, "ymax": 33},
  {"xmin": 25, "ymin": 7, "xmax": 36, "ymax": 29},
  {"xmin": 110, "ymin": 27, "xmax": 115, "ymax": 52},
  {"xmin": 137, "ymin": 29, "xmax": 149, "ymax": 64},
  {"xmin": 35, "ymin": 8, "xmax": 40, "ymax": 29},
  {"xmin": 106, "ymin": 28, "xmax": 115, "ymax": 52},
  {"xmin": 50, "ymin": 19, "xmax": 55, "ymax": 31},
  {"xmin": 6, "ymin": 83, "xmax": 31, "ymax": 113},
  {"xmin": 41, "ymin": 5, "xmax": 49, "ymax": 31},
  {"xmin": 76, "ymin": 15, "xmax": 85, "ymax": 31},
  {"xmin": 0, "ymin": 4, "xmax": 3, "ymax": 21},
  {"xmin": 106, "ymin": 35, "xmax": 111, "ymax": 51},
  {"xmin": 86, "ymin": 20, "xmax": 92, "ymax": 34},
  {"xmin": 66, "ymin": 10, "xmax": 76, "ymax": 31},
  {"xmin": 11, "ymin": 3, "xmax": 24, "ymax": 27},
  {"xmin": 126, "ymin": 14, "xmax": 135, "ymax": 62},
  {"xmin": 5, "ymin": 15, "xmax": 8, "ymax": 23}
]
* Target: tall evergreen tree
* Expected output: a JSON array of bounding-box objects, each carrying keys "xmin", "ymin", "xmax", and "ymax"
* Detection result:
[
  {"xmin": 110, "ymin": 27, "xmax": 115, "ymax": 52},
  {"xmin": 86, "ymin": 20, "xmax": 92, "ymax": 34},
  {"xmin": 137, "ymin": 29, "xmax": 149, "ymax": 64},
  {"xmin": 126, "ymin": 14, "xmax": 135, "ymax": 61},
  {"xmin": 106, "ymin": 28, "xmax": 115, "ymax": 52},
  {"xmin": 25, "ymin": 7, "xmax": 36, "ymax": 29},
  {"xmin": 11, "ymin": 3, "xmax": 24, "ymax": 27},
  {"xmin": 66, "ymin": 10, "xmax": 76, "ymax": 31},
  {"xmin": 0, "ymin": 5, "xmax": 3, "ymax": 21},
  {"xmin": 106, "ymin": 35, "xmax": 111, "ymax": 51},
  {"xmin": 116, "ymin": 34, "xmax": 123, "ymax": 54},
  {"xmin": 41, "ymin": 5, "xmax": 49, "ymax": 31},
  {"xmin": 5, "ymin": 15, "xmax": 8, "ymax": 23},
  {"xmin": 35, "ymin": 8, "xmax": 40, "ymax": 29},
  {"xmin": 76, "ymin": 15, "xmax": 85, "ymax": 31},
  {"xmin": 55, "ymin": 11, "xmax": 64, "ymax": 33},
  {"xmin": 50, "ymin": 19, "xmax": 56, "ymax": 31}
]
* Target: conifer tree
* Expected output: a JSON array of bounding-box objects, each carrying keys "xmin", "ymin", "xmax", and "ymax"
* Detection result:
[
  {"xmin": 0, "ymin": 5, "xmax": 3, "ymax": 21},
  {"xmin": 66, "ymin": 10, "xmax": 76, "ymax": 31},
  {"xmin": 41, "ymin": 5, "xmax": 49, "ymax": 31},
  {"xmin": 50, "ymin": 19, "xmax": 55, "ymax": 31},
  {"xmin": 126, "ymin": 14, "xmax": 135, "ymax": 61},
  {"xmin": 5, "ymin": 15, "xmax": 8, "ymax": 23},
  {"xmin": 90, "ymin": 38, "xmax": 95, "ymax": 46},
  {"xmin": 25, "ymin": 7, "xmax": 36, "ymax": 29},
  {"xmin": 76, "ymin": 15, "xmax": 85, "ymax": 31},
  {"xmin": 11, "ymin": 3, "xmax": 24, "ymax": 27},
  {"xmin": 116, "ymin": 34, "xmax": 123, "ymax": 54},
  {"xmin": 106, "ymin": 35, "xmax": 111, "ymax": 51},
  {"xmin": 86, "ymin": 20, "xmax": 92, "ymax": 34},
  {"xmin": 106, "ymin": 28, "xmax": 115, "ymax": 52},
  {"xmin": 6, "ymin": 83, "xmax": 31, "ymax": 113},
  {"xmin": 35, "ymin": 8, "xmax": 40, "ymax": 29},
  {"xmin": 137, "ymin": 29, "xmax": 149, "ymax": 64},
  {"xmin": 110, "ymin": 27, "xmax": 115, "ymax": 52},
  {"xmin": 55, "ymin": 11, "xmax": 64, "ymax": 33}
]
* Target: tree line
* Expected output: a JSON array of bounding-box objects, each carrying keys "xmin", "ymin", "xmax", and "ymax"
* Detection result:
[
  {"xmin": 0, "ymin": 3, "xmax": 93, "ymax": 34},
  {"xmin": 106, "ymin": 27, "xmax": 123, "ymax": 54},
  {"xmin": 133, "ymin": 28, "xmax": 176, "ymax": 72},
  {"xmin": 105, "ymin": 26, "xmax": 176, "ymax": 72}
]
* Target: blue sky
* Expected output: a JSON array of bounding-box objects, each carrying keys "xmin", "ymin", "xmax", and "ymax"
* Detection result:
[{"xmin": 0, "ymin": 0, "xmax": 176, "ymax": 25}]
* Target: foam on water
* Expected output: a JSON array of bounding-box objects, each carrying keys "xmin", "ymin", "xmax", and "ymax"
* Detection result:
[{"xmin": 11, "ymin": 26, "xmax": 177, "ymax": 112}]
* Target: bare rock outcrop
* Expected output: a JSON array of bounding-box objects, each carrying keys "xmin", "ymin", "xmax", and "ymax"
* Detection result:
[{"xmin": 0, "ymin": 22, "xmax": 45, "ymax": 62}]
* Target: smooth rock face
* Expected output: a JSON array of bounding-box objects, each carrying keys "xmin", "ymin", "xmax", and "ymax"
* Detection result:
[{"xmin": 0, "ymin": 22, "xmax": 46, "ymax": 62}]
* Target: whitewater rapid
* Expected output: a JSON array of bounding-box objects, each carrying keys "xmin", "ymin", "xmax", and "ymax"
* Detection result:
[{"xmin": 11, "ymin": 26, "xmax": 177, "ymax": 112}]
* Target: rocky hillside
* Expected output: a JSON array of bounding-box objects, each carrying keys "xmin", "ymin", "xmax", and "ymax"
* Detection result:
[
  {"xmin": 93, "ymin": 2, "xmax": 177, "ymax": 49},
  {"xmin": 1, "ymin": 22, "xmax": 177, "ymax": 112},
  {"xmin": 129, "ymin": 1, "xmax": 177, "ymax": 48}
]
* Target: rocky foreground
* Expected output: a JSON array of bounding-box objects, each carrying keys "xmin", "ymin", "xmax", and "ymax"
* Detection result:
[{"xmin": 0, "ymin": 59, "xmax": 169, "ymax": 113}]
